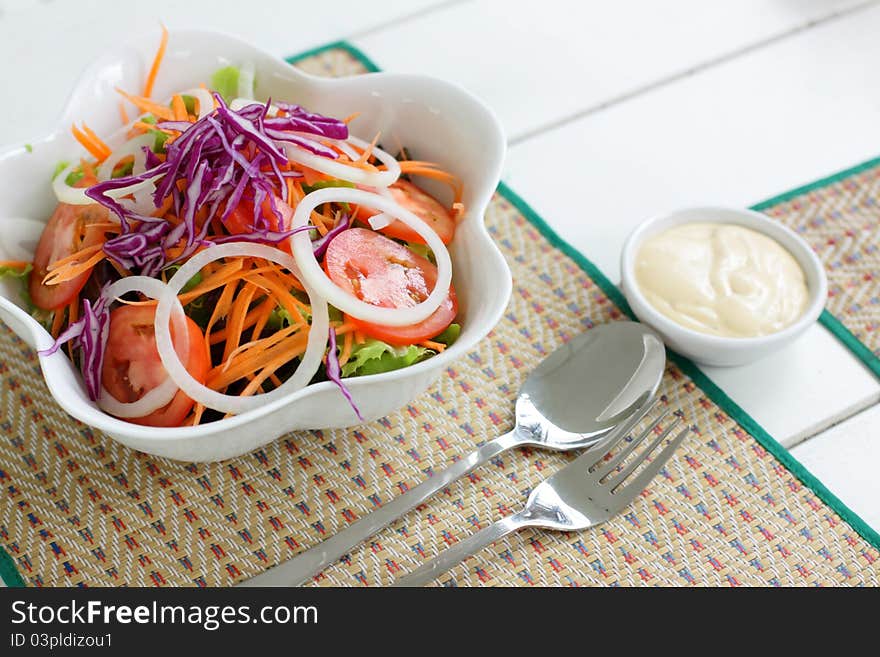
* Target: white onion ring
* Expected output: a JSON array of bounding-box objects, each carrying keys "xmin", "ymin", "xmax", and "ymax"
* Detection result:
[
  {"xmin": 238, "ymin": 62, "xmax": 256, "ymax": 100},
  {"xmin": 330, "ymin": 138, "xmax": 361, "ymax": 161},
  {"xmin": 283, "ymin": 136, "xmax": 401, "ymax": 188},
  {"xmin": 154, "ymin": 243, "xmax": 329, "ymax": 415},
  {"xmin": 52, "ymin": 162, "xmax": 92, "ymax": 205},
  {"xmin": 290, "ymin": 187, "xmax": 452, "ymax": 327},
  {"xmin": 367, "ymin": 212, "xmax": 393, "ymax": 230},
  {"xmin": 96, "ymin": 276, "xmax": 189, "ymax": 418},
  {"xmin": 128, "ymin": 183, "xmax": 158, "ymax": 216},
  {"xmin": 230, "ymin": 97, "xmax": 280, "ymax": 115},
  {"xmin": 98, "ymin": 133, "xmax": 154, "ymax": 181}
]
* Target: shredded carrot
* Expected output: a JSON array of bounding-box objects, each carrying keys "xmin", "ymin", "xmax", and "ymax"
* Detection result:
[
  {"xmin": 78, "ymin": 158, "xmax": 97, "ymax": 181},
  {"xmin": 190, "ymin": 403, "xmax": 206, "ymax": 426},
  {"xmin": 300, "ymin": 166, "xmax": 331, "ymax": 186},
  {"xmin": 143, "ymin": 24, "xmax": 168, "ymax": 98},
  {"xmin": 151, "ymin": 193, "xmax": 175, "ymax": 218},
  {"xmin": 0, "ymin": 260, "xmax": 30, "ymax": 271},
  {"xmin": 398, "ymin": 160, "xmax": 464, "ymax": 204},
  {"xmin": 338, "ymin": 330, "xmax": 354, "ymax": 366},
  {"xmin": 310, "ymin": 211, "xmax": 330, "ymax": 236},
  {"xmin": 210, "ymin": 332, "xmax": 307, "ymax": 390},
  {"xmin": 420, "ymin": 340, "xmax": 446, "ymax": 352},
  {"xmin": 43, "ymin": 245, "xmax": 106, "ymax": 286},
  {"xmin": 355, "ymin": 132, "xmax": 381, "ymax": 165},
  {"xmin": 354, "ymin": 330, "xmax": 366, "ymax": 345},
  {"xmin": 118, "ymin": 101, "xmax": 130, "ymax": 125},
  {"xmin": 244, "ymin": 272, "xmax": 307, "ymax": 322},
  {"xmin": 203, "ymin": 281, "xmax": 238, "ymax": 360},
  {"xmin": 221, "ymin": 282, "xmax": 257, "ymax": 363},
  {"xmin": 210, "ymin": 296, "xmax": 273, "ymax": 345},
  {"xmin": 171, "ymin": 94, "xmax": 187, "ymax": 122},
  {"xmin": 71, "ymin": 124, "xmax": 111, "ymax": 163},
  {"xmin": 68, "ymin": 297, "xmax": 79, "ymax": 325},
  {"xmin": 46, "ymin": 243, "xmax": 104, "ymax": 272},
  {"xmin": 115, "ymin": 88, "xmax": 175, "ymax": 121},
  {"xmin": 248, "ymin": 297, "xmax": 277, "ymax": 343},
  {"xmin": 217, "ymin": 323, "xmax": 300, "ymax": 375},
  {"xmin": 342, "ymin": 112, "xmax": 360, "ymax": 124},
  {"xmin": 50, "ymin": 306, "xmax": 66, "ymax": 339},
  {"xmin": 232, "ymin": 335, "xmax": 309, "ymax": 396},
  {"xmin": 178, "ymin": 259, "xmax": 244, "ymax": 302}
]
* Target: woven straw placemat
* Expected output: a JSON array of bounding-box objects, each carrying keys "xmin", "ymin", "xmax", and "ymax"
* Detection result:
[
  {"xmin": 0, "ymin": 44, "xmax": 877, "ymax": 588},
  {"xmin": 754, "ymin": 160, "xmax": 880, "ymax": 378}
]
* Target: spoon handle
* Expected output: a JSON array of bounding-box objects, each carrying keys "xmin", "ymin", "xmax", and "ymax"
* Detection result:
[
  {"xmin": 240, "ymin": 429, "xmax": 525, "ymax": 586},
  {"xmin": 393, "ymin": 512, "xmax": 530, "ymax": 586}
]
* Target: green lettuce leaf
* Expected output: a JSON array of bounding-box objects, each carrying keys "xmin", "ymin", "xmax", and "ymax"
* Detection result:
[
  {"xmin": 181, "ymin": 94, "xmax": 197, "ymax": 114},
  {"xmin": 0, "ymin": 263, "xmax": 32, "ymax": 280},
  {"xmin": 433, "ymin": 323, "xmax": 460, "ymax": 346},
  {"xmin": 301, "ymin": 179, "xmax": 356, "ymax": 194},
  {"xmin": 111, "ymin": 159, "xmax": 134, "ymax": 179},
  {"xmin": 406, "ymin": 241, "xmax": 436, "ymax": 263},
  {"xmin": 302, "ymin": 179, "xmax": 356, "ymax": 212},
  {"xmin": 52, "ymin": 160, "xmax": 85, "ymax": 187},
  {"xmin": 0, "ymin": 264, "xmax": 50, "ymax": 328},
  {"xmin": 212, "ymin": 66, "xmax": 240, "ymax": 103},
  {"xmin": 341, "ymin": 339, "xmax": 431, "ymax": 377}
]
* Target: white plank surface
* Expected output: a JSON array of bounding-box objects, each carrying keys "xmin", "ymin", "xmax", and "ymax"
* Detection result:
[
  {"xmin": 703, "ymin": 329, "xmax": 879, "ymax": 447},
  {"xmin": 792, "ymin": 404, "xmax": 880, "ymax": 532},
  {"xmin": 498, "ymin": 4, "xmax": 880, "ymax": 449},
  {"xmin": 0, "ymin": 0, "xmax": 451, "ymax": 145},
  {"xmin": 355, "ymin": 0, "xmax": 869, "ymax": 141}
]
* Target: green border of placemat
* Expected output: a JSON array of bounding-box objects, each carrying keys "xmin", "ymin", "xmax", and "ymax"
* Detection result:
[
  {"xmin": 2, "ymin": 41, "xmax": 877, "ymax": 588},
  {"xmin": 752, "ymin": 159, "xmax": 880, "ymax": 379},
  {"xmin": 285, "ymin": 41, "xmax": 880, "ymax": 552}
]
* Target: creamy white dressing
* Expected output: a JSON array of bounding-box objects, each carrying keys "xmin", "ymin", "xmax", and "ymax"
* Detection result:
[{"xmin": 635, "ymin": 223, "xmax": 809, "ymax": 338}]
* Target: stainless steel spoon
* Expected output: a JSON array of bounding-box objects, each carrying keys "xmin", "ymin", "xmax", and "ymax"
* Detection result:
[{"xmin": 241, "ymin": 320, "xmax": 666, "ymax": 586}]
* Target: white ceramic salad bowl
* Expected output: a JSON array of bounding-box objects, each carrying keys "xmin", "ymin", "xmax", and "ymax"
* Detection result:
[{"xmin": 0, "ymin": 29, "xmax": 509, "ymax": 462}]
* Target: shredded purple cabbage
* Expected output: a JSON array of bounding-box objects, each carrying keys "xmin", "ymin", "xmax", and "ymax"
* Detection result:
[
  {"xmin": 209, "ymin": 224, "xmax": 316, "ymax": 245},
  {"xmin": 326, "ymin": 327, "xmax": 363, "ymax": 421},
  {"xmin": 311, "ymin": 213, "xmax": 352, "ymax": 259},
  {"xmin": 86, "ymin": 94, "xmax": 349, "ymax": 276},
  {"xmin": 38, "ymin": 291, "xmax": 110, "ymax": 402},
  {"xmin": 61, "ymin": 89, "xmax": 353, "ymax": 405}
]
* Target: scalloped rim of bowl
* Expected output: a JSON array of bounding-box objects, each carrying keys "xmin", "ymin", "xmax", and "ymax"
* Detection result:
[
  {"xmin": 620, "ymin": 206, "xmax": 828, "ymax": 360},
  {"xmin": 0, "ymin": 29, "xmax": 510, "ymax": 444}
]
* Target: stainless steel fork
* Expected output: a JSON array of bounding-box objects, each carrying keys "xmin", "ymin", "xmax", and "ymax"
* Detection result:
[{"xmin": 393, "ymin": 400, "xmax": 689, "ymax": 586}]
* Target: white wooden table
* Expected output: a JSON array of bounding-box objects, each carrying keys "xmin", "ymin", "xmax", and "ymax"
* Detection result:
[{"xmin": 2, "ymin": 0, "xmax": 878, "ymax": 535}]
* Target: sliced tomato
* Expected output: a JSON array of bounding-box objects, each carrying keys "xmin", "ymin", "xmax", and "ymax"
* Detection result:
[
  {"xmin": 101, "ymin": 304, "xmax": 210, "ymax": 427},
  {"xmin": 223, "ymin": 196, "xmax": 293, "ymax": 253},
  {"xmin": 355, "ymin": 180, "xmax": 455, "ymax": 245},
  {"xmin": 29, "ymin": 199, "xmax": 108, "ymax": 310},
  {"xmin": 324, "ymin": 227, "xmax": 457, "ymax": 345},
  {"xmin": 224, "ymin": 198, "xmax": 275, "ymax": 234}
]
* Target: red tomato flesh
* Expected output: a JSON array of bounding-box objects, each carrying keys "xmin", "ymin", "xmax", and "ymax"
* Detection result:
[
  {"xmin": 223, "ymin": 198, "xmax": 277, "ymax": 234},
  {"xmin": 30, "ymin": 200, "xmax": 109, "ymax": 310},
  {"xmin": 323, "ymin": 227, "xmax": 457, "ymax": 345},
  {"xmin": 101, "ymin": 304, "xmax": 210, "ymax": 427},
  {"xmin": 355, "ymin": 180, "xmax": 455, "ymax": 245}
]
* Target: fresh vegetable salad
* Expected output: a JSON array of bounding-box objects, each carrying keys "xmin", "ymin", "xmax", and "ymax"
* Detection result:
[{"xmin": 5, "ymin": 29, "xmax": 463, "ymax": 427}]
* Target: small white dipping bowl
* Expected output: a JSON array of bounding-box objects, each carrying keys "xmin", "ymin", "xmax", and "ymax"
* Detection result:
[{"xmin": 620, "ymin": 206, "xmax": 827, "ymax": 367}]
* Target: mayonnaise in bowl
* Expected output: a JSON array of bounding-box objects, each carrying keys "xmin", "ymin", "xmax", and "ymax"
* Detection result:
[{"xmin": 634, "ymin": 222, "xmax": 809, "ymax": 338}]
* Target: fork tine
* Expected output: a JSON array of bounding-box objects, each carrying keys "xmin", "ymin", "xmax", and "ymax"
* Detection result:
[
  {"xmin": 611, "ymin": 423, "xmax": 690, "ymax": 498},
  {"xmin": 593, "ymin": 411, "xmax": 669, "ymax": 479},
  {"xmin": 604, "ymin": 415, "xmax": 682, "ymax": 489},
  {"xmin": 585, "ymin": 398, "xmax": 659, "ymax": 470}
]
